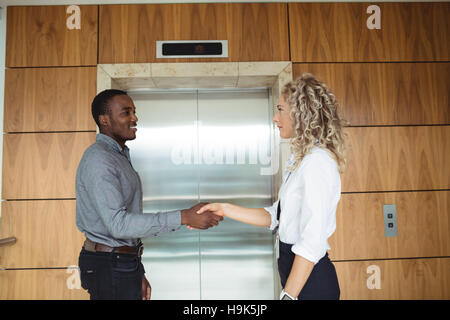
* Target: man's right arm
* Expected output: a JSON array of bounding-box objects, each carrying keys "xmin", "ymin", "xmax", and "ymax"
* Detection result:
[{"xmin": 82, "ymin": 159, "xmax": 220, "ymax": 240}]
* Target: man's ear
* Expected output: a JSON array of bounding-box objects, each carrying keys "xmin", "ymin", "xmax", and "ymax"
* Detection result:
[{"xmin": 99, "ymin": 114, "xmax": 110, "ymax": 128}]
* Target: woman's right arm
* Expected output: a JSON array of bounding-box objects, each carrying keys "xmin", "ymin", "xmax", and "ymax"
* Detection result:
[{"xmin": 197, "ymin": 203, "xmax": 271, "ymax": 228}]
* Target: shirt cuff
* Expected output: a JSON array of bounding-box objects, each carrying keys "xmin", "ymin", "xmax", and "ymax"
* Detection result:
[
  {"xmin": 291, "ymin": 243, "xmax": 324, "ymax": 265},
  {"xmin": 264, "ymin": 200, "xmax": 279, "ymax": 231},
  {"xmin": 165, "ymin": 210, "xmax": 182, "ymax": 232}
]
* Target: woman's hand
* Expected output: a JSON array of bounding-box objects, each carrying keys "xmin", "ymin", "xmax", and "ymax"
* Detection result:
[
  {"xmin": 186, "ymin": 203, "xmax": 226, "ymax": 230},
  {"xmin": 189, "ymin": 203, "xmax": 271, "ymax": 229},
  {"xmin": 181, "ymin": 202, "xmax": 223, "ymax": 230},
  {"xmin": 196, "ymin": 203, "xmax": 226, "ymax": 217}
]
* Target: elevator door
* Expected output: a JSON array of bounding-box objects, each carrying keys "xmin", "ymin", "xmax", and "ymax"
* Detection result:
[{"xmin": 128, "ymin": 89, "xmax": 276, "ymax": 299}]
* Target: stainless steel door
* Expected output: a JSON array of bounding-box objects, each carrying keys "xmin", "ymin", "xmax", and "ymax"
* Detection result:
[
  {"xmin": 128, "ymin": 91, "xmax": 201, "ymax": 300},
  {"xmin": 128, "ymin": 89, "xmax": 275, "ymax": 300}
]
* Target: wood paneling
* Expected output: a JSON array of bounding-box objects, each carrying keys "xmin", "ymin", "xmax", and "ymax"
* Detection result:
[
  {"xmin": 343, "ymin": 126, "xmax": 450, "ymax": 192},
  {"xmin": 0, "ymin": 200, "xmax": 84, "ymax": 268},
  {"xmin": 4, "ymin": 67, "xmax": 97, "ymax": 132},
  {"xmin": 6, "ymin": 5, "xmax": 98, "ymax": 67},
  {"xmin": 2, "ymin": 132, "xmax": 95, "ymax": 199},
  {"xmin": 99, "ymin": 3, "xmax": 289, "ymax": 63},
  {"xmin": 292, "ymin": 63, "xmax": 450, "ymax": 126},
  {"xmin": 230, "ymin": 3, "xmax": 288, "ymax": 63},
  {"xmin": 289, "ymin": 3, "xmax": 450, "ymax": 62},
  {"xmin": 334, "ymin": 258, "xmax": 450, "ymax": 299},
  {"xmin": 329, "ymin": 191, "xmax": 450, "ymax": 261},
  {"xmin": 0, "ymin": 269, "xmax": 89, "ymax": 300}
]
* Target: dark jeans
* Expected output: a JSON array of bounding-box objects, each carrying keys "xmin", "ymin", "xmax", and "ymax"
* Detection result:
[
  {"xmin": 78, "ymin": 247, "xmax": 145, "ymax": 300},
  {"xmin": 278, "ymin": 241, "xmax": 340, "ymax": 300}
]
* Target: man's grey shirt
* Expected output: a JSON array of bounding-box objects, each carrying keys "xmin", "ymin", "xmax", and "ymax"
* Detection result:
[{"xmin": 76, "ymin": 133, "xmax": 181, "ymax": 247}]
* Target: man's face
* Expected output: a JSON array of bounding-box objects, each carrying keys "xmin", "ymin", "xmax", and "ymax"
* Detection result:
[{"xmin": 100, "ymin": 94, "xmax": 138, "ymax": 148}]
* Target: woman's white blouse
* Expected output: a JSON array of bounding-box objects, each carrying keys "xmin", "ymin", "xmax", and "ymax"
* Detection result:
[{"xmin": 264, "ymin": 147, "xmax": 341, "ymax": 264}]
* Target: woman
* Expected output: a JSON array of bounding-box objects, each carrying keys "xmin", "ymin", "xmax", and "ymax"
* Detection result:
[{"xmin": 197, "ymin": 73, "xmax": 346, "ymax": 300}]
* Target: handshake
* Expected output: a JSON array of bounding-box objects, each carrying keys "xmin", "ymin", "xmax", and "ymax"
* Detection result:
[{"xmin": 180, "ymin": 202, "xmax": 224, "ymax": 230}]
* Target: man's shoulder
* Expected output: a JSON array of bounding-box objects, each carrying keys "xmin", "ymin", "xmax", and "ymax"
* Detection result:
[{"xmin": 79, "ymin": 141, "xmax": 116, "ymax": 168}]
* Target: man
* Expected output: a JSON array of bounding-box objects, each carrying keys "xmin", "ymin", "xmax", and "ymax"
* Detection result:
[{"xmin": 76, "ymin": 89, "xmax": 222, "ymax": 300}]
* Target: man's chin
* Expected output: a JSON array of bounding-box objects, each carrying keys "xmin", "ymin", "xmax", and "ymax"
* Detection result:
[{"xmin": 129, "ymin": 128, "xmax": 137, "ymax": 140}]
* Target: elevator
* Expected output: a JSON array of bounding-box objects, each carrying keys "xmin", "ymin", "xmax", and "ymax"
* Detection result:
[{"xmin": 127, "ymin": 88, "xmax": 278, "ymax": 299}]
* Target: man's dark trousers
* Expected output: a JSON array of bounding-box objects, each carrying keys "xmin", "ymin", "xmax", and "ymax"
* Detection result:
[{"xmin": 78, "ymin": 248, "xmax": 145, "ymax": 300}]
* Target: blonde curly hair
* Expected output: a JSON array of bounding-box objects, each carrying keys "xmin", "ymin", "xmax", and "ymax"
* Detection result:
[{"xmin": 282, "ymin": 73, "xmax": 346, "ymax": 173}]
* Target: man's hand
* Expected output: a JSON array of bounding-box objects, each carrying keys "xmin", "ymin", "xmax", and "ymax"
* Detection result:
[
  {"xmin": 142, "ymin": 275, "xmax": 151, "ymax": 300},
  {"xmin": 181, "ymin": 202, "xmax": 223, "ymax": 229}
]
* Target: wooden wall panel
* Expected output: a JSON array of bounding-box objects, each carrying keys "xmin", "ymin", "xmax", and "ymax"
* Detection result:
[
  {"xmin": 292, "ymin": 63, "xmax": 450, "ymax": 126},
  {"xmin": 334, "ymin": 258, "xmax": 450, "ymax": 299},
  {"xmin": 329, "ymin": 191, "xmax": 450, "ymax": 261},
  {"xmin": 99, "ymin": 3, "xmax": 289, "ymax": 63},
  {"xmin": 0, "ymin": 200, "xmax": 84, "ymax": 268},
  {"xmin": 343, "ymin": 126, "xmax": 450, "ymax": 192},
  {"xmin": 2, "ymin": 132, "xmax": 95, "ymax": 199},
  {"xmin": 4, "ymin": 67, "xmax": 97, "ymax": 132},
  {"xmin": 230, "ymin": 3, "xmax": 289, "ymax": 63},
  {"xmin": 6, "ymin": 5, "xmax": 98, "ymax": 67},
  {"xmin": 0, "ymin": 270, "xmax": 89, "ymax": 300},
  {"xmin": 289, "ymin": 2, "xmax": 450, "ymax": 62}
]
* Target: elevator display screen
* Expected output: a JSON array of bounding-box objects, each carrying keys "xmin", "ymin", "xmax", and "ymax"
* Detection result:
[{"xmin": 162, "ymin": 42, "xmax": 223, "ymax": 56}]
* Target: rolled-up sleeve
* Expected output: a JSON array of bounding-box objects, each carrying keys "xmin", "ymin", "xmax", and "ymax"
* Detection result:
[
  {"xmin": 291, "ymin": 161, "xmax": 330, "ymax": 264},
  {"xmin": 264, "ymin": 200, "xmax": 279, "ymax": 231},
  {"xmin": 84, "ymin": 158, "xmax": 181, "ymax": 240}
]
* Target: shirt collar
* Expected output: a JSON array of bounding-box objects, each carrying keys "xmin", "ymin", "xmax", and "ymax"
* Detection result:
[
  {"xmin": 96, "ymin": 133, "xmax": 129, "ymax": 154},
  {"xmin": 286, "ymin": 153, "xmax": 295, "ymax": 168}
]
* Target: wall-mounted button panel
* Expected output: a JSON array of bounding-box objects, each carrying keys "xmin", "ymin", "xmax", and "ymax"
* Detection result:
[{"xmin": 383, "ymin": 204, "xmax": 398, "ymax": 237}]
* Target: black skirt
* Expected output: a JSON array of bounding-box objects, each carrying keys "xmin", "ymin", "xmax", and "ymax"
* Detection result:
[{"xmin": 277, "ymin": 240, "xmax": 340, "ymax": 300}]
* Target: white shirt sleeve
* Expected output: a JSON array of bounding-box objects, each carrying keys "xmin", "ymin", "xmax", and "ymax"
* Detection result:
[
  {"xmin": 264, "ymin": 200, "xmax": 279, "ymax": 231},
  {"xmin": 291, "ymin": 158, "xmax": 332, "ymax": 264}
]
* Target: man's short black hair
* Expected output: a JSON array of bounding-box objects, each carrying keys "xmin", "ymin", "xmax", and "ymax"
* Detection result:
[{"xmin": 91, "ymin": 89, "xmax": 128, "ymax": 127}]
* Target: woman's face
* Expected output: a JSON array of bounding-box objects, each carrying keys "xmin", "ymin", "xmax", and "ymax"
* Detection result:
[{"xmin": 273, "ymin": 94, "xmax": 295, "ymax": 139}]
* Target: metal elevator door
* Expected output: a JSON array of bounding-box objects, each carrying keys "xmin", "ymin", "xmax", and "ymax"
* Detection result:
[{"xmin": 127, "ymin": 89, "xmax": 276, "ymax": 300}]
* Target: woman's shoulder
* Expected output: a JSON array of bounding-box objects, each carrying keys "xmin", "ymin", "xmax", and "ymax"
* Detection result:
[{"xmin": 299, "ymin": 147, "xmax": 338, "ymax": 172}]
